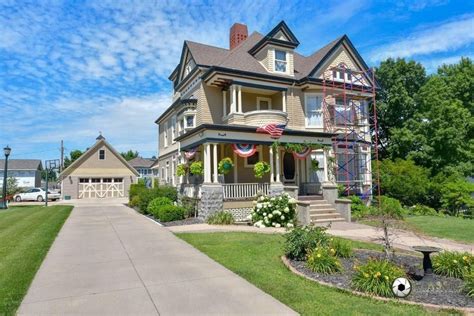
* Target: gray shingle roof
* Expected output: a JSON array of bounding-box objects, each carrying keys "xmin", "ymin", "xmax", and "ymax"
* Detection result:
[
  {"xmin": 128, "ymin": 157, "xmax": 155, "ymax": 168},
  {"xmin": 0, "ymin": 159, "xmax": 42, "ymax": 170},
  {"xmin": 185, "ymin": 32, "xmax": 343, "ymax": 80}
]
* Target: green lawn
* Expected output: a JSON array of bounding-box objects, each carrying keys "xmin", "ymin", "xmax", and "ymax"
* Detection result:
[
  {"xmin": 405, "ymin": 216, "xmax": 474, "ymax": 244},
  {"xmin": 177, "ymin": 232, "xmax": 454, "ymax": 315},
  {"xmin": 0, "ymin": 205, "xmax": 72, "ymax": 315}
]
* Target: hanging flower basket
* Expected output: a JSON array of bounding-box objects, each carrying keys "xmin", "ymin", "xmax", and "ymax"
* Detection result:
[
  {"xmin": 254, "ymin": 161, "xmax": 271, "ymax": 179},
  {"xmin": 176, "ymin": 164, "xmax": 188, "ymax": 176},
  {"xmin": 218, "ymin": 157, "xmax": 234, "ymax": 175},
  {"xmin": 189, "ymin": 161, "xmax": 204, "ymax": 176},
  {"xmin": 311, "ymin": 159, "xmax": 319, "ymax": 171}
]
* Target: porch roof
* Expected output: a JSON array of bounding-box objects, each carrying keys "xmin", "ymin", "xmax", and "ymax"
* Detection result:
[{"xmin": 175, "ymin": 123, "xmax": 336, "ymax": 151}]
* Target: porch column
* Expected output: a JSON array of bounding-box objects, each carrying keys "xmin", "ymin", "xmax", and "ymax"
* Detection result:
[
  {"xmin": 282, "ymin": 90, "xmax": 287, "ymax": 112},
  {"xmin": 213, "ymin": 143, "xmax": 218, "ymax": 183},
  {"xmin": 269, "ymin": 145, "xmax": 274, "ymax": 183},
  {"xmin": 230, "ymin": 85, "xmax": 236, "ymax": 114},
  {"xmin": 233, "ymin": 151, "xmax": 238, "ymax": 183},
  {"xmin": 222, "ymin": 90, "xmax": 227, "ymax": 117},
  {"xmin": 237, "ymin": 85, "xmax": 242, "ymax": 113},
  {"xmin": 204, "ymin": 143, "xmax": 211, "ymax": 183},
  {"xmin": 275, "ymin": 149, "xmax": 281, "ymax": 183}
]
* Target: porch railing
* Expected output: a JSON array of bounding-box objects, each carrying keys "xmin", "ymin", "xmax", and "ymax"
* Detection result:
[{"xmin": 223, "ymin": 183, "xmax": 270, "ymax": 200}]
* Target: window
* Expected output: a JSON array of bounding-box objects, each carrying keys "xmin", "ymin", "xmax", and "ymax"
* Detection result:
[
  {"xmin": 186, "ymin": 115, "xmax": 194, "ymax": 128},
  {"xmin": 334, "ymin": 97, "xmax": 354, "ymax": 125},
  {"xmin": 332, "ymin": 68, "xmax": 352, "ymax": 82},
  {"xmin": 163, "ymin": 121, "xmax": 168, "ymax": 147},
  {"xmin": 179, "ymin": 119, "xmax": 184, "ymax": 135},
  {"xmin": 79, "ymin": 178, "xmax": 89, "ymax": 183},
  {"xmin": 274, "ymin": 50, "xmax": 287, "ymax": 73},
  {"xmin": 171, "ymin": 116, "xmax": 176, "ymax": 143},
  {"xmin": 102, "ymin": 178, "xmax": 112, "ymax": 183},
  {"xmin": 305, "ymin": 94, "xmax": 323, "ymax": 128},
  {"xmin": 91, "ymin": 178, "xmax": 100, "ymax": 183},
  {"xmin": 245, "ymin": 147, "xmax": 261, "ymax": 168},
  {"xmin": 184, "ymin": 59, "xmax": 195, "ymax": 77},
  {"xmin": 99, "ymin": 149, "xmax": 105, "ymax": 160},
  {"xmin": 113, "ymin": 178, "xmax": 123, "ymax": 183},
  {"xmin": 257, "ymin": 97, "xmax": 272, "ymax": 110}
]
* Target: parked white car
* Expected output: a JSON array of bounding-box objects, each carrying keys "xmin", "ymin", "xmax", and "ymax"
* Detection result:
[{"xmin": 14, "ymin": 188, "xmax": 61, "ymax": 202}]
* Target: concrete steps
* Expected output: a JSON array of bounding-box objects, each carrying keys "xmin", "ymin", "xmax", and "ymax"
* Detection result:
[{"xmin": 299, "ymin": 196, "xmax": 346, "ymax": 224}]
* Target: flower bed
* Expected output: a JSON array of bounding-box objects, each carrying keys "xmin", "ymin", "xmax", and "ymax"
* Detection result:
[{"xmin": 286, "ymin": 249, "xmax": 474, "ymax": 308}]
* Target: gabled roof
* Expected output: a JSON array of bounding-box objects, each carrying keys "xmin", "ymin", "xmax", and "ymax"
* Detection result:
[
  {"xmin": 0, "ymin": 159, "xmax": 42, "ymax": 171},
  {"xmin": 248, "ymin": 21, "xmax": 300, "ymax": 55},
  {"xmin": 59, "ymin": 138, "xmax": 139, "ymax": 178},
  {"xmin": 128, "ymin": 157, "xmax": 155, "ymax": 168}
]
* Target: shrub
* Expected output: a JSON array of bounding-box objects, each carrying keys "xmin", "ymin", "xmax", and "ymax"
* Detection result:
[
  {"xmin": 352, "ymin": 259, "xmax": 405, "ymax": 297},
  {"xmin": 349, "ymin": 195, "xmax": 371, "ymax": 220},
  {"xmin": 379, "ymin": 159, "xmax": 430, "ymax": 206},
  {"xmin": 129, "ymin": 195, "xmax": 141, "ymax": 208},
  {"xmin": 306, "ymin": 247, "xmax": 341, "ymax": 274},
  {"xmin": 206, "ymin": 211, "xmax": 235, "ymax": 225},
  {"xmin": 147, "ymin": 197, "xmax": 173, "ymax": 215},
  {"xmin": 129, "ymin": 182, "xmax": 146, "ymax": 200},
  {"xmin": 252, "ymin": 193, "xmax": 297, "ymax": 228},
  {"xmin": 284, "ymin": 226, "xmax": 330, "ymax": 260},
  {"xmin": 464, "ymin": 271, "xmax": 474, "ymax": 297},
  {"xmin": 190, "ymin": 161, "xmax": 204, "ymax": 175},
  {"xmin": 408, "ymin": 204, "xmax": 439, "ymax": 216},
  {"xmin": 155, "ymin": 205, "xmax": 185, "ymax": 222},
  {"xmin": 181, "ymin": 196, "xmax": 199, "ymax": 218},
  {"xmin": 154, "ymin": 185, "xmax": 178, "ymax": 202},
  {"xmin": 330, "ymin": 238, "xmax": 353, "ymax": 258},
  {"xmin": 374, "ymin": 196, "xmax": 406, "ymax": 220},
  {"xmin": 433, "ymin": 251, "xmax": 473, "ymax": 279},
  {"xmin": 440, "ymin": 179, "xmax": 474, "ymax": 216},
  {"xmin": 254, "ymin": 161, "xmax": 270, "ymax": 179}
]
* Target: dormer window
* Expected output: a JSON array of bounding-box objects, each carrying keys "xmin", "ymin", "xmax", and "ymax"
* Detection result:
[
  {"xmin": 183, "ymin": 59, "xmax": 195, "ymax": 78},
  {"xmin": 275, "ymin": 50, "xmax": 287, "ymax": 73}
]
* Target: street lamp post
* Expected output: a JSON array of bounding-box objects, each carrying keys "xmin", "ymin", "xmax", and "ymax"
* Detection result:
[{"xmin": 1, "ymin": 146, "xmax": 12, "ymax": 209}]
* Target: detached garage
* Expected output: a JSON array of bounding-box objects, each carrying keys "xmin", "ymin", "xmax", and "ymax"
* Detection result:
[{"xmin": 59, "ymin": 135, "xmax": 139, "ymax": 199}]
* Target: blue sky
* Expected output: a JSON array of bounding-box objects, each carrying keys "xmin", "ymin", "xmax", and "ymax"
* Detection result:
[{"xmin": 1, "ymin": 0, "xmax": 473, "ymax": 162}]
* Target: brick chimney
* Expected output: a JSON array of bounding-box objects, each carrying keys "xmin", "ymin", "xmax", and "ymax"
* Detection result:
[{"xmin": 229, "ymin": 23, "xmax": 248, "ymax": 50}]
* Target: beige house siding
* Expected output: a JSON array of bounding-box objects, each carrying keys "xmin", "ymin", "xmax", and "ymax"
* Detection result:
[
  {"xmin": 287, "ymin": 87, "xmax": 306, "ymax": 130},
  {"xmin": 199, "ymin": 84, "xmax": 224, "ymax": 125}
]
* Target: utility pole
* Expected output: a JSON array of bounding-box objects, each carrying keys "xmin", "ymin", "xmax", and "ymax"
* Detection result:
[{"xmin": 60, "ymin": 140, "xmax": 64, "ymax": 173}]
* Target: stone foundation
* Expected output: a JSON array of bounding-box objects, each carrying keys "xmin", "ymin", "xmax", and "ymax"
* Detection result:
[
  {"xmin": 269, "ymin": 183, "xmax": 284, "ymax": 196},
  {"xmin": 198, "ymin": 184, "xmax": 223, "ymax": 219}
]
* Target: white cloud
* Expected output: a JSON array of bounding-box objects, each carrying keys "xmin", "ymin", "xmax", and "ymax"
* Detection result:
[
  {"xmin": 369, "ymin": 15, "xmax": 474, "ymax": 62},
  {"xmin": 420, "ymin": 54, "xmax": 474, "ymax": 73}
]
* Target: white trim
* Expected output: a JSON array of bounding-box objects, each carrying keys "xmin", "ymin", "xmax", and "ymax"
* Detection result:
[
  {"xmin": 256, "ymin": 97, "xmax": 272, "ymax": 110},
  {"xmin": 304, "ymin": 93, "xmax": 324, "ymax": 128}
]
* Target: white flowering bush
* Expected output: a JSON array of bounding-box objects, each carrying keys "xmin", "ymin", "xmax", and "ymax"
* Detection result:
[{"xmin": 251, "ymin": 192, "xmax": 297, "ymax": 228}]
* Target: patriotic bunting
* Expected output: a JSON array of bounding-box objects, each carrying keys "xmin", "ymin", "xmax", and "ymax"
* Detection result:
[
  {"xmin": 184, "ymin": 147, "xmax": 198, "ymax": 160},
  {"xmin": 292, "ymin": 147, "xmax": 312, "ymax": 160},
  {"xmin": 232, "ymin": 143, "xmax": 257, "ymax": 157}
]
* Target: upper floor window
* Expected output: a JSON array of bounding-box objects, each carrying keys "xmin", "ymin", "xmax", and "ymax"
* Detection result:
[
  {"xmin": 183, "ymin": 59, "xmax": 195, "ymax": 77},
  {"xmin": 186, "ymin": 115, "xmax": 195, "ymax": 128},
  {"xmin": 274, "ymin": 50, "xmax": 287, "ymax": 73},
  {"xmin": 332, "ymin": 68, "xmax": 352, "ymax": 82},
  {"xmin": 171, "ymin": 116, "xmax": 176, "ymax": 143},
  {"xmin": 334, "ymin": 97, "xmax": 354, "ymax": 125},
  {"xmin": 99, "ymin": 149, "xmax": 105, "ymax": 160},
  {"xmin": 163, "ymin": 122, "xmax": 169, "ymax": 147},
  {"xmin": 305, "ymin": 94, "xmax": 323, "ymax": 128}
]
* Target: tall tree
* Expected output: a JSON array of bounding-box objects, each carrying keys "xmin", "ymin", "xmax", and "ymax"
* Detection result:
[
  {"xmin": 375, "ymin": 58, "xmax": 427, "ymax": 157},
  {"xmin": 121, "ymin": 150, "xmax": 139, "ymax": 161},
  {"xmin": 64, "ymin": 150, "xmax": 83, "ymax": 168}
]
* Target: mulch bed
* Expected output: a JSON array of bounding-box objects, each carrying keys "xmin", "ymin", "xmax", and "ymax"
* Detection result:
[
  {"xmin": 288, "ymin": 249, "xmax": 473, "ymax": 308},
  {"xmin": 159, "ymin": 217, "xmax": 204, "ymax": 227}
]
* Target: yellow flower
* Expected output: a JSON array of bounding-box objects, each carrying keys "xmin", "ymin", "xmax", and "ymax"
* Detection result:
[
  {"xmin": 363, "ymin": 273, "xmax": 369, "ymax": 278},
  {"xmin": 463, "ymin": 256, "xmax": 468, "ymax": 261},
  {"xmin": 453, "ymin": 259, "xmax": 458, "ymax": 264},
  {"xmin": 316, "ymin": 254, "xmax": 321, "ymax": 258},
  {"xmin": 384, "ymin": 276, "xmax": 389, "ymax": 280},
  {"xmin": 374, "ymin": 272, "xmax": 381, "ymax": 278},
  {"xmin": 330, "ymin": 248, "xmax": 335, "ymax": 253}
]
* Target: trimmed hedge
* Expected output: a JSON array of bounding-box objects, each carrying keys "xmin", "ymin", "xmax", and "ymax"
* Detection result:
[
  {"xmin": 128, "ymin": 184, "xmax": 178, "ymax": 214},
  {"xmin": 155, "ymin": 205, "xmax": 185, "ymax": 222},
  {"xmin": 147, "ymin": 197, "xmax": 173, "ymax": 215}
]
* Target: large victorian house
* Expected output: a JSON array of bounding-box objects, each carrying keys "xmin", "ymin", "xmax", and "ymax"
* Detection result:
[{"xmin": 155, "ymin": 21, "xmax": 376, "ymax": 222}]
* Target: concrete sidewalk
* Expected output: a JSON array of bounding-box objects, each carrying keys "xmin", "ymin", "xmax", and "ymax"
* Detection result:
[
  {"xmin": 169, "ymin": 222, "xmax": 473, "ymax": 253},
  {"xmin": 18, "ymin": 203, "xmax": 296, "ymax": 315}
]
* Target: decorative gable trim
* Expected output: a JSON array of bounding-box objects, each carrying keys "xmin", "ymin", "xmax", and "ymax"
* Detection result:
[{"xmin": 248, "ymin": 21, "xmax": 300, "ymax": 56}]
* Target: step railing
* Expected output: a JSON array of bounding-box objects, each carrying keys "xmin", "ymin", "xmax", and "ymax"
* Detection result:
[{"xmin": 223, "ymin": 183, "xmax": 270, "ymax": 200}]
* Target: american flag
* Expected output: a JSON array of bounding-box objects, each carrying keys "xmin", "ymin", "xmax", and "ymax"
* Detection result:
[{"xmin": 256, "ymin": 123, "xmax": 287, "ymax": 139}]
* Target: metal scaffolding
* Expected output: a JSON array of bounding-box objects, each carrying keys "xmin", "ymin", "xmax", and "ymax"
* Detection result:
[{"xmin": 322, "ymin": 63, "xmax": 380, "ymax": 201}]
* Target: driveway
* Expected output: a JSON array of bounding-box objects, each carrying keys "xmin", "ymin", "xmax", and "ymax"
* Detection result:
[{"xmin": 18, "ymin": 200, "xmax": 296, "ymax": 315}]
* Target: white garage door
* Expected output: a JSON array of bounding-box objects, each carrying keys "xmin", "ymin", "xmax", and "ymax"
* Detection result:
[{"xmin": 78, "ymin": 178, "xmax": 124, "ymax": 199}]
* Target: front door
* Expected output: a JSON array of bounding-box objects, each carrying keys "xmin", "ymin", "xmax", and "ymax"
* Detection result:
[{"xmin": 283, "ymin": 152, "xmax": 295, "ymax": 182}]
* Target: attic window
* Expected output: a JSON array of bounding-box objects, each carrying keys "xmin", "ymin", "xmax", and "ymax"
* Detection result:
[
  {"xmin": 184, "ymin": 59, "xmax": 195, "ymax": 77},
  {"xmin": 274, "ymin": 50, "xmax": 287, "ymax": 73},
  {"xmin": 99, "ymin": 149, "xmax": 105, "ymax": 160}
]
